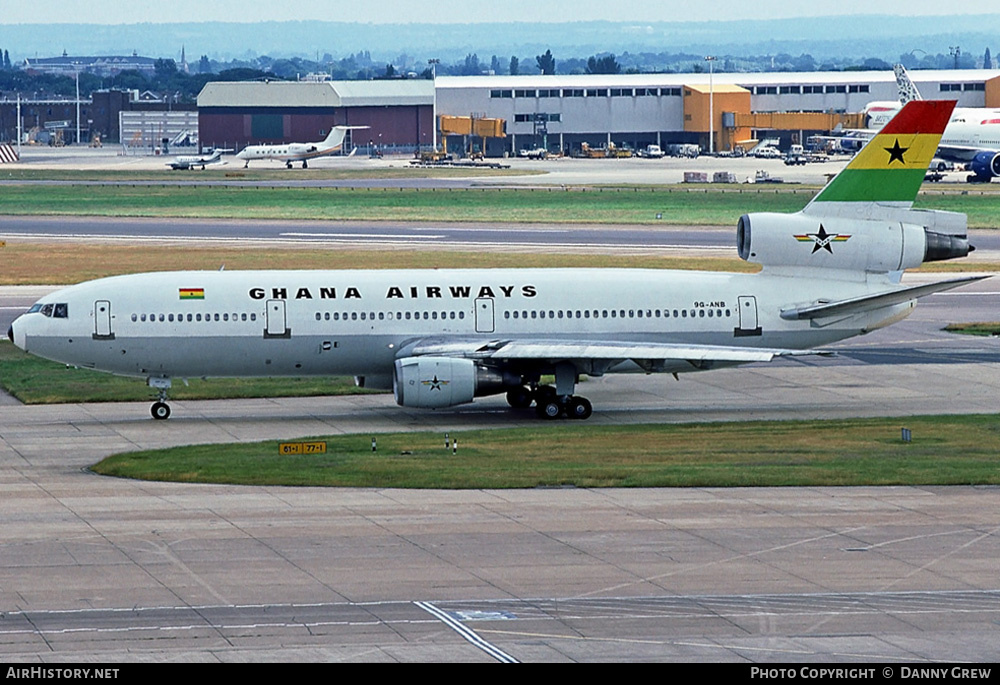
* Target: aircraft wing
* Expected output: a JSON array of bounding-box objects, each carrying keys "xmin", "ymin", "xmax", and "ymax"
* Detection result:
[
  {"xmin": 406, "ymin": 338, "xmax": 822, "ymax": 374},
  {"xmin": 935, "ymin": 143, "xmax": 996, "ymax": 163},
  {"xmin": 780, "ymin": 275, "xmax": 987, "ymax": 321}
]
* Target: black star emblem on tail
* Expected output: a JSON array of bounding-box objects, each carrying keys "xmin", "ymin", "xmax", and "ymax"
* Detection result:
[{"xmin": 884, "ymin": 138, "xmax": 909, "ymax": 165}]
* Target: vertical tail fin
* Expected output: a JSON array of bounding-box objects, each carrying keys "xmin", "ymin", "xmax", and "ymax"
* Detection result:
[
  {"xmin": 321, "ymin": 126, "xmax": 349, "ymax": 149},
  {"xmin": 894, "ymin": 64, "xmax": 923, "ymax": 104},
  {"xmin": 804, "ymin": 100, "xmax": 954, "ymax": 215}
]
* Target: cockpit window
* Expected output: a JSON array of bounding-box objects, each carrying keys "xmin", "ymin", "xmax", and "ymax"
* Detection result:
[{"xmin": 33, "ymin": 303, "xmax": 69, "ymax": 318}]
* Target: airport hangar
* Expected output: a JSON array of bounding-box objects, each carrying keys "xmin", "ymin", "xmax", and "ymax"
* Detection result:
[{"xmin": 193, "ymin": 69, "xmax": 1000, "ymax": 157}]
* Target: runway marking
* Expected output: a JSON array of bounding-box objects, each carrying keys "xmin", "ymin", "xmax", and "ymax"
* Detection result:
[
  {"xmin": 280, "ymin": 232, "xmax": 444, "ymax": 239},
  {"xmin": 415, "ymin": 601, "xmax": 519, "ymax": 663}
]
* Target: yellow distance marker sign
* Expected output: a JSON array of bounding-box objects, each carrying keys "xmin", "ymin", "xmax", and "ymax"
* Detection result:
[{"xmin": 279, "ymin": 441, "xmax": 327, "ymax": 455}]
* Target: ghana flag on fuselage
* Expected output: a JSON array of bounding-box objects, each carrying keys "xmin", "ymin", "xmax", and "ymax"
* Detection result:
[{"xmin": 805, "ymin": 100, "xmax": 955, "ymax": 211}]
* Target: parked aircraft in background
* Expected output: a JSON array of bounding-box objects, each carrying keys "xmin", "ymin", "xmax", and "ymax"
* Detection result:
[
  {"xmin": 236, "ymin": 126, "xmax": 367, "ymax": 168},
  {"xmin": 863, "ymin": 65, "xmax": 1000, "ymax": 182},
  {"xmin": 167, "ymin": 149, "xmax": 226, "ymax": 170},
  {"xmin": 7, "ymin": 102, "xmax": 981, "ymax": 421}
]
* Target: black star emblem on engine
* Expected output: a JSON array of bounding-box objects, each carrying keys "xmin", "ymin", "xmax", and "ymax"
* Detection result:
[
  {"xmin": 884, "ymin": 138, "xmax": 909, "ymax": 165},
  {"xmin": 422, "ymin": 375, "xmax": 449, "ymax": 391},
  {"xmin": 808, "ymin": 224, "xmax": 836, "ymax": 253}
]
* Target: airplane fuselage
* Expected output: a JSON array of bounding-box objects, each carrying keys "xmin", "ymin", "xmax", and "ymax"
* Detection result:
[
  {"xmin": 235, "ymin": 142, "xmax": 322, "ymax": 165},
  {"xmin": 11, "ymin": 268, "xmax": 908, "ymax": 383}
]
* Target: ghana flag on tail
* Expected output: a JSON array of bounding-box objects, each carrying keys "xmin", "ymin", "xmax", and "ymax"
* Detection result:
[{"xmin": 805, "ymin": 100, "xmax": 955, "ymax": 210}]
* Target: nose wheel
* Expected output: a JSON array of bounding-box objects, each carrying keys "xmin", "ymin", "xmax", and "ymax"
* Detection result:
[{"xmin": 151, "ymin": 401, "xmax": 171, "ymax": 420}]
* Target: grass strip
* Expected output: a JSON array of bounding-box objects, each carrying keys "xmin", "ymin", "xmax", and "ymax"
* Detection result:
[
  {"xmin": 0, "ymin": 245, "xmax": 757, "ymax": 285},
  {"xmin": 90, "ymin": 415, "xmax": 1000, "ymax": 488},
  {"xmin": 943, "ymin": 322, "xmax": 1000, "ymax": 336},
  {"xmin": 2, "ymin": 183, "xmax": 1000, "ymax": 227},
  {"xmin": 0, "ymin": 185, "xmax": 814, "ymax": 224}
]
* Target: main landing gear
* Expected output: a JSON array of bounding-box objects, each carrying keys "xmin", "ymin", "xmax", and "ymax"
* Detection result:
[
  {"xmin": 505, "ymin": 386, "xmax": 593, "ymax": 420},
  {"xmin": 505, "ymin": 363, "xmax": 594, "ymax": 420}
]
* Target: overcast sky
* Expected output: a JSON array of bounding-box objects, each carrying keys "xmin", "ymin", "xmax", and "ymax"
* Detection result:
[{"xmin": 10, "ymin": 0, "xmax": 992, "ymax": 24}]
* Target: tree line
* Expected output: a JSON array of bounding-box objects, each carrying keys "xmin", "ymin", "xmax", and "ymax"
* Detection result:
[{"xmin": 0, "ymin": 45, "xmax": 994, "ymax": 104}]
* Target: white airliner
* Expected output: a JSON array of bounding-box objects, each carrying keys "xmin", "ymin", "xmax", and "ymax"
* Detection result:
[
  {"xmin": 7, "ymin": 101, "xmax": 982, "ymax": 421},
  {"xmin": 168, "ymin": 149, "xmax": 226, "ymax": 170},
  {"xmin": 864, "ymin": 65, "xmax": 1000, "ymax": 181},
  {"xmin": 235, "ymin": 126, "xmax": 367, "ymax": 169}
]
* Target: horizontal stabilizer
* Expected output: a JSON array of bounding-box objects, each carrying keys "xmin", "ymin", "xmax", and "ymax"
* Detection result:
[{"xmin": 780, "ymin": 275, "xmax": 988, "ymax": 321}]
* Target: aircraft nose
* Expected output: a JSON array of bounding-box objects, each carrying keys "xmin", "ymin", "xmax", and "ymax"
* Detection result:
[{"xmin": 6, "ymin": 324, "xmax": 12, "ymax": 343}]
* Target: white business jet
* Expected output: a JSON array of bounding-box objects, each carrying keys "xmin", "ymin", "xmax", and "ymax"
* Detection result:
[
  {"xmin": 8, "ymin": 101, "xmax": 981, "ymax": 420},
  {"xmin": 167, "ymin": 149, "xmax": 226, "ymax": 170},
  {"xmin": 235, "ymin": 126, "xmax": 367, "ymax": 169}
]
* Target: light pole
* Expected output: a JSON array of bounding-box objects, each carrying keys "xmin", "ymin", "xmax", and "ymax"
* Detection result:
[
  {"xmin": 428, "ymin": 58, "xmax": 440, "ymax": 153},
  {"xmin": 75, "ymin": 67, "xmax": 81, "ymax": 146},
  {"xmin": 705, "ymin": 56, "xmax": 717, "ymax": 155}
]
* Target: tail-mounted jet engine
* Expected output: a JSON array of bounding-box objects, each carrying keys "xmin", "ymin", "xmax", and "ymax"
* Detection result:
[{"xmin": 737, "ymin": 212, "xmax": 972, "ymax": 272}]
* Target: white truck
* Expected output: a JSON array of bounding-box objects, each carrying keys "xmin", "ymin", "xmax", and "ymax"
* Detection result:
[{"xmin": 637, "ymin": 144, "xmax": 665, "ymax": 159}]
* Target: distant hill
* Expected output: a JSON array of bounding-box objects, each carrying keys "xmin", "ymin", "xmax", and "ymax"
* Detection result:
[{"xmin": 5, "ymin": 15, "xmax": 1000, "ymax": 68}]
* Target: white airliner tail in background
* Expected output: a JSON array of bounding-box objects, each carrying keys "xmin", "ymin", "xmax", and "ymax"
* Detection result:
[{"xmin": 8, "ymin": 101, "xmax": 982, "ymax": 421}]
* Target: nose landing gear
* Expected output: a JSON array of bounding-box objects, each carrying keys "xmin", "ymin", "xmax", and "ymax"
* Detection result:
[{"xmin": 148, "ymin": 377, "xmax": 173, "ymax": 420}]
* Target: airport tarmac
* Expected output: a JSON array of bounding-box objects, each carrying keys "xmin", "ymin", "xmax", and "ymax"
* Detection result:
[
  {"xmin": 1, "ymin": 150, "xmax": 999, "ymax": 662},
  {"xmin": 2, "ymin": 277, "xmax": 999, "ymax": 661},
  {"xmin": 11, "ymin": 143, "xmax": 853, "ymax": 186}
]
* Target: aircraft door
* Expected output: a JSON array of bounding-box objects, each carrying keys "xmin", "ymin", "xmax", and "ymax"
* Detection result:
[
  {"xmin": 93, "ymin": 300, "xmax": 114, "ymax": 340},
  {"xmin": 734, "ymin": 295, "xmax": 762, "ymax": 337},
  {"xmin": 265, "ymin": 299, "xmax": 290, "ymax": 338},
  {"xmin": 475, "ymin": 298, "xmax": 495, "ymax": 333}
]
